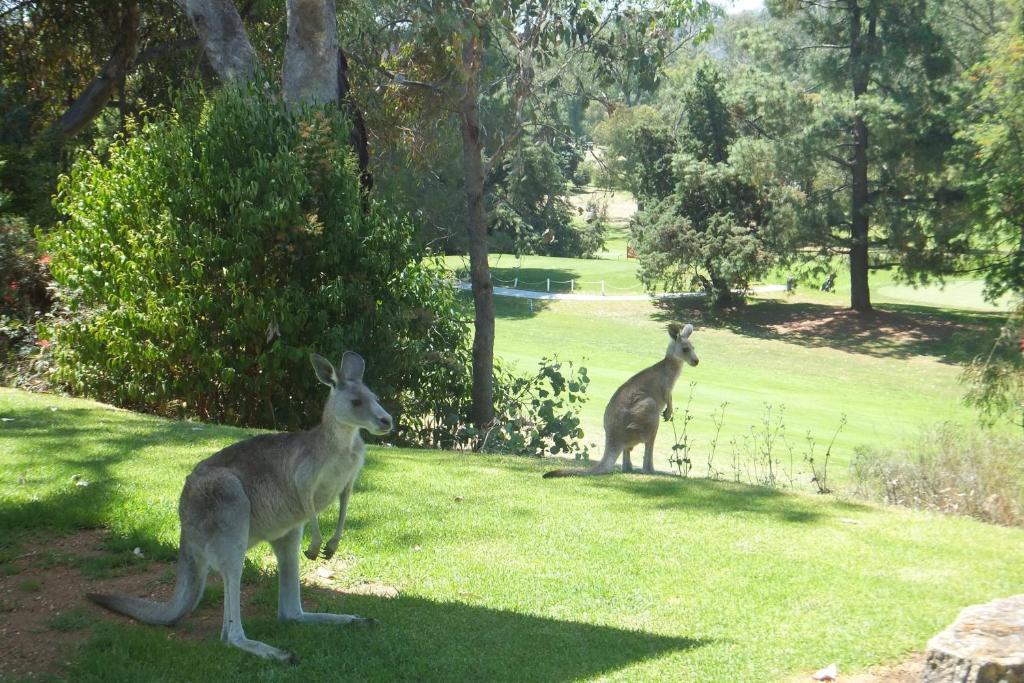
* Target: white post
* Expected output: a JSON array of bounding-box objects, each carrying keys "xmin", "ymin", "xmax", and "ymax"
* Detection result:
[
  {"xmin": 513, "ymin": 277, "xmax": 518, "ymax": 288},
  {"xmin": 546, "ymin": 278, "xmax": 550, "ymax": 292},
  {"xmin": 601, "ymin": 281, "xmax": 606, "ymax": 296},
  {"xmin": 571, "ymin": 279, "xmax": 575, "ymax": 293}
]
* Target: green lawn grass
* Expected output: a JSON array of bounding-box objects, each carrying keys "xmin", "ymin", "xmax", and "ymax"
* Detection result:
[
  {"xmin": 445, "ymin": 253, "xmax": 644, "ymax": 294},
  {"xmin": 2, "ymin": 388, "xmax": 1023, "ymax": 681}
]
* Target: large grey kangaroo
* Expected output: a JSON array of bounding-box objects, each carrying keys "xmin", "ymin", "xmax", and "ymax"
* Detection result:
[
  {"xmin": 544, "ymin": 323, "xmax": 699, "ymax": 478},
  {"xmin": 87, "ymin": 352, "xmax": 392, "ymax": 663}
]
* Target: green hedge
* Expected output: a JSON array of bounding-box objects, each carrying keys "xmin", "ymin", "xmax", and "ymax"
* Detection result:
[{"xmin": 46, "ymin": 87, "xmax": 471, "ymax": 433}]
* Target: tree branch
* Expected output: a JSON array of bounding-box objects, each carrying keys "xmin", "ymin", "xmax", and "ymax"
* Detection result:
[{"xmin": 53, "ymin": 1, "xmax": 140, "ymax": 138}]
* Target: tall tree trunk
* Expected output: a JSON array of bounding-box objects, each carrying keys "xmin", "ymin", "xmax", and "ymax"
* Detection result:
[
  {"xmin": 283, "ymin": 0, "xmax": 339, "ymax": 106},
  {"xmin": 54, "ymin": 1, "xmax": 140, "ymax": 138},
  {"xmin": 848, "ymin": 1, "xmax": 872, "ymax": 312},
  {"xmin": 705, "ymin": 262, "xmax": 734, "ymax": 308},
  {"xmin": 338, "ymin": 48, "xmax": 372, "ymax": 193},
  {"xmin": 459, "ymin": 29, "xmax": 496, "ymax": 429},
  {"xmin": 174, "ymin": 0, "xmax": 257, "ymax": 84}
]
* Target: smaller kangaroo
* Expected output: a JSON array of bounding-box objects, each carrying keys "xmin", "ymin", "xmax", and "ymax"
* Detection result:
[
  {"xmin": 544, "ymin": 323, "xmax": 699, "ymax": 478},
  {"xmin": 87, "ymin": 351, "xmax": 392, "ymax": 663}
]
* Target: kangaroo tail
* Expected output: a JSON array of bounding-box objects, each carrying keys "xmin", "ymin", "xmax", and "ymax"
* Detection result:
[
  {"xmin": 543, "ymin": 463, "xmax": 615, "ymax": 478},
  {"xmin": 543, "ymin": 443, "xmax": 620, "ymax": 478},
  {"xmin": 87, "ymin": 543, "xmax": 205, "ymax": 626}
]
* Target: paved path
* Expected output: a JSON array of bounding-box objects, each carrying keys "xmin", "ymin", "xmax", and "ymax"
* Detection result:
[{"xmin": 455, "ymin": 281, "xmax": 789, "ymax": 302}]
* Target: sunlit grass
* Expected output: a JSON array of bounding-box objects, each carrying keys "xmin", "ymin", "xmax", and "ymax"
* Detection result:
[{"xmin": 2, "ymin": 389, "xmax": 1023, "ymax": 681}]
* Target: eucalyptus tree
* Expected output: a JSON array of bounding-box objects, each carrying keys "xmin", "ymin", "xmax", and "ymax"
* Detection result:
[
  {"xmin": 0, "ymin": 0, "xmax": 371, "ymax": 212},
  {"xmin": 361, "ymin": 0, "xmax": 714, "ymax": 427}
]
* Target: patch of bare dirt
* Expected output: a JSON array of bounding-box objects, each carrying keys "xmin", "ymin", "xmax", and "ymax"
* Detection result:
[
  {"xmin": 768, "ymin": 308, "xmax": 957, "ymax": 348},
  {"xmin": 0, "ymin": 530, "xmax": 397, "ymax": 679},
  {"xmin": 787, "ymin": 653, "xmax": 926, "ymax": 682},
  {"xmin": 0, "ymin": 530, "xmax": 174, "ymax": 680},
  {"xmin": 304, "ymin": 563, "xmax": 400, "ymax": 599}
]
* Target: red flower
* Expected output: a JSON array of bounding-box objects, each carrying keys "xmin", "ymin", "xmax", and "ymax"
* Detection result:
[
  {"xmin": 37, "ymin": 339, "xmax": 51, "ymax": 349},
  {"xmin": 38, "ymin": 254, "xmax": 51, "ymax": 266},
  {"xmin": 8, "ymin": 281, "xmax": 19, "ymax": 291}
]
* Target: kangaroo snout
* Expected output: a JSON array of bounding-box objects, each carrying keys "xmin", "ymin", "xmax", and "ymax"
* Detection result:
[{"xmin": 375, "ymin": 415, "xmax": 393, "ymax": 433}]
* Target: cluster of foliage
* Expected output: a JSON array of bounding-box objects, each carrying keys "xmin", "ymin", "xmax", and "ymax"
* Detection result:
[
  {"xmin": 399, "ymin": 356, "xmax": 591, "ymax": 459},
  {"xmin": 630, "ymin": 65, "xmax": 803, "ymax": 306},
  {"xmin": 955, "ymin": 4, "xmax": 1024, "ymax": 300},
  {"xmin": 591, "ymin": 106, "xmax": 671, "ymax": 195},
  {"xmin": 604, "ymin": 2, "xmax": 1023, "ymax": 313},
  {"xmin": 488, "ymin": 358, "xmax": 590, "ymax": 458},
  {"xmin": 45, "ymin": 87, "xmax": 471, "ymax": 433},
  {"xmin": 489, "ymin": 142, "xmax": 601, "ymax": 258},
  {"xmin": 961, "ymin": 302, "xmax": 1024, "ymax": 431}
]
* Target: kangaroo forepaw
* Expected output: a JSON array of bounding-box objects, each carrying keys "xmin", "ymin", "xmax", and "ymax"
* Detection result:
[
  {"xmin": 304, "ymin": 546, "xmax": 320, "ymax": 561},
  {"xmin": 663, "ymin": 410, "xmax": 672, "ymax": 422},
  {"xmin": 321, "ymin": 545, "xmax": 337, "ymax": 560}
]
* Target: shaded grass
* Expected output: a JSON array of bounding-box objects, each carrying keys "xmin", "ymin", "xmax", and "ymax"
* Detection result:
[
  {"xmin": 445, "ymin": 253, "xmax": 643, "ymax": 294},
  {"xmin": 3, "ymin": 389, "xmax": 1024, "ymax": 681},
  {"xmin": 774, "ymin": 262, "xmax": 1013, "ymax": 313},
  {"xmin": 654, "ymin": 296, "xmax": 1005, "ymax": 365}
]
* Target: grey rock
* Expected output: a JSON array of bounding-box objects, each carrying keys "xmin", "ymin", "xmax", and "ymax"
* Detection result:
[{"xmin": 923, "ymin": 595, "xmax": 1024, "ymax": 683}]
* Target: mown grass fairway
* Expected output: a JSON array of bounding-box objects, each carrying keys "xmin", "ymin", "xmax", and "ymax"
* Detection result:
[
  {"xmin": 2, "ymin": 389, "xmax": 1023, "ymax": 681},
  {"xmin": 487, "ymin": 281, "xmax": 1006, "ymax": 483},
  {"xmin": 446, "ymin": 253, "xmax": 644, "ymax": 294}
]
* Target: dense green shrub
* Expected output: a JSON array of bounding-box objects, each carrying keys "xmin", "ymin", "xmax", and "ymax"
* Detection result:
[
  {"xmin": 401, "ymin": 354, "xmax": 591, "ymax": 459},
  {"xmin": 46, "ymin": 87, "xmax": 472, "ymax": 433}
]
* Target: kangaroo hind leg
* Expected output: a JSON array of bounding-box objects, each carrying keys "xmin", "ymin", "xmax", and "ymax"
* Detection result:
[
  {"xmin": 270, "ymin": 527, "xmax": 375, "ymax": 627},
  {"xmin": 642, "ymin": 438, "xmax": 656, "ymax": 474},
  {"xmin": 622, "ymin": 448, "xmax": 633, "ymax": 473},
  {"xmin": 196, "ymin": 474, "xmax": 296, "ymax": 663}
]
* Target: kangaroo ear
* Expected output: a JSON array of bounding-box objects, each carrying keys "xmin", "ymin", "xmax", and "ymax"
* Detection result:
[
  {"xmin": 310, "ymin": 353, "xmax": 338, "ymax": 388},
  {"xmin": 680, "ymin": 323, "xmax": 693, "ymax": 339},
  {"xmin": 340, "ymin": 351, "xmax": 366, "ymax": 382},
  {"xmin": 667, "ymin": 323, "xmax": 682, "ymax": 340}
]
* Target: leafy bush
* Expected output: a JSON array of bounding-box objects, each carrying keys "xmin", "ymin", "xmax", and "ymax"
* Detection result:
[
  {"xmin": 400, "ymin": 356, "xmax": 592, "ymax": 459},
  {"xmin": 46, "ymin": 87, "xmax": 472, "ymax": 434},
  {"xmin": 851, "ymin": 425, "xmax": 1024, "ymax": 527},
  {"xmin": 487, "ymin": 357, "xmax": 590, "ymax": 459}
]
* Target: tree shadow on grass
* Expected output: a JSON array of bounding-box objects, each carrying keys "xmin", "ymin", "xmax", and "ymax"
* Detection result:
[
  {"xmin": 551, "ymin": 470, "xmax": 873, "ymax": 524},
  {"xmin": 653, "ymin": 297, "xmax": 1004, "ymax": 364},
  {"xmin": 488, "ymin": 264, "xmax": 582, "ymax": 293},
  {"xmin": 493, "ymin": 295, "xmax": 553, "ymax": 319},
  {"xmin": 74, "ymin": 588, "xmax": 707, "ymax": 682},
  {"xmin": 0, "ymin": 405, "xmax": 250, "ymax": 542}
]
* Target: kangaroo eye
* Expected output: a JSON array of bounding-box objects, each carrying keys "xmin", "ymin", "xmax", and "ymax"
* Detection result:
[{"xmin": 351, "ymin": 399, "xmax": 363, "ymax": 407}]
